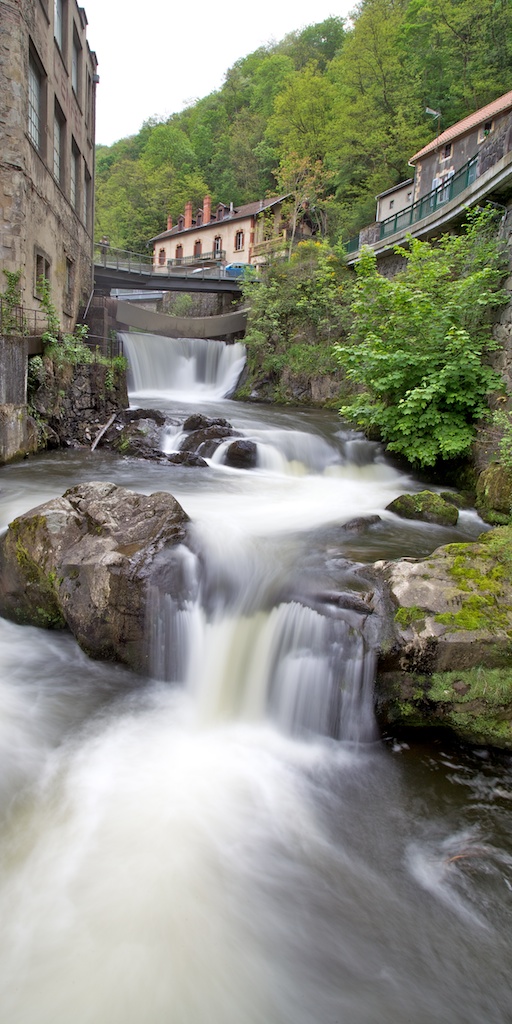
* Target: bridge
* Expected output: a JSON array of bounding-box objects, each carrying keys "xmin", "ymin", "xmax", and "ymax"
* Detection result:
[{"xmin": 94, "ymin": 245, "xmax": 243, "ymax": 295}]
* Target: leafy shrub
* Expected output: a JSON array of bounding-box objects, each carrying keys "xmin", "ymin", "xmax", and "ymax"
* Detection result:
[{"xmin": 334, "ymin": 208, "xmax": 508, "ymax": 468}]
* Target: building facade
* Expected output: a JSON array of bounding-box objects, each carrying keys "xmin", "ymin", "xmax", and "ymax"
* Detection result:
[
  {"xmin": 409, "ymin": 91, "xmax": 512, "ymax": 201},
  {"xmin": 0, "ymin": 0, "xmax": 98, "ymax": 329},
  {"xmin": 150, "ymin": 194, "xmax": 313, "ymax": 269}
]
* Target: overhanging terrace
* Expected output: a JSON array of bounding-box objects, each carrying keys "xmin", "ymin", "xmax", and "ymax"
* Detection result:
[{"xmin": 345, "ymin": 148, "xmax": 512, "ymax": 265}]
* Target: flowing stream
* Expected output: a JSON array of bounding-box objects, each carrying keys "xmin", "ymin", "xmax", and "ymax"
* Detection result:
[{"xmin": 0, "ymin": 334, "xmax": 511, "ymax": 1023}]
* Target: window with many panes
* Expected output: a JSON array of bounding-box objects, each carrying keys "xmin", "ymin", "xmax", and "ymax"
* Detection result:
[
  {"xmin": 53, "ymin": 102, "xmax": 65, "ymax": 185},
  {"xmin": 28, "ymin": 51, "xmax": 45, "ymax": 153},
  {"xmin": 70, "ymin": 139, "xmax": 80, "ymax": 211},
  {"xmin": 72, "ymin": 27, "xmax": 82, "ymax": 100},
  {"xmin": 235, "ymin": 230, "xmax": 244, "ymax": 251}
]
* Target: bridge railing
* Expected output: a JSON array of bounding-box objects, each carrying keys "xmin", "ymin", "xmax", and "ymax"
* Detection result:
[{"xmin": 94, "ymin": 244, "xmax": 153, "ymax": 273}]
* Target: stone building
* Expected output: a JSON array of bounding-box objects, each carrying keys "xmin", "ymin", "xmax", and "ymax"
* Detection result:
[{"xmin": 0, "ymin": 0, "xmax": 98, "ymax": 329}]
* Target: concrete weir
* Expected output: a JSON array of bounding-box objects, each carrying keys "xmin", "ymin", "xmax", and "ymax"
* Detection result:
[{"xmin": 115, "ymin": 300, "xmax": 248, "ymax": 339}]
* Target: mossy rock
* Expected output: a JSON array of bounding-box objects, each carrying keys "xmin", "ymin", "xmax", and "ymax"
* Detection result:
[
  {"xmin": 376, "ymin": 666, "xmax": 512, "ymax": 749},
  {"xmin": 476, "ymin": 464, "xmax": 512, "ymax": 520},
  {"xmin": 386, "ymin": 490, "xmax": 458, "ymax": 526}
]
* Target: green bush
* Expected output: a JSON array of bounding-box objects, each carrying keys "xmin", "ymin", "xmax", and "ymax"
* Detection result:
[{"xmin": 334, "ymin": 208, "xmax": 508, "ymax": 468}]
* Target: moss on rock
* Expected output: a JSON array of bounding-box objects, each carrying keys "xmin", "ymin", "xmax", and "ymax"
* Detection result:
[{"xmin": 386, "ymin": 490, "xmax": 459, "ymax": 526}]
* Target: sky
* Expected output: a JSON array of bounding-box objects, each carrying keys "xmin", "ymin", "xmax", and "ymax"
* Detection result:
[{"xmin": 82, "ymin": 1, "xmax": 353, "ymax": 147}]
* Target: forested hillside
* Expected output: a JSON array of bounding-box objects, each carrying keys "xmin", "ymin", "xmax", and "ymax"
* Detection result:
[{"xmin": 95, "ymin": 0, "xmax": 512, "ymax": 252}]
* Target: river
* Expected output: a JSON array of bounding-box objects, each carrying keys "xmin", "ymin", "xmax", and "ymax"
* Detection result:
[{"xmin": 0, "ymin": 334, "xmax": 510, "ymax": 1023}]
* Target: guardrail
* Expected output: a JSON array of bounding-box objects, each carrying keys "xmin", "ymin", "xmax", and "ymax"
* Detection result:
[
  {"xmin": 94, "ymin": 244, "xmax": 153, "ymax": 273},
  {"xmin": 379, "ymin": 155, "xmax": 478, "ymax": 239}
]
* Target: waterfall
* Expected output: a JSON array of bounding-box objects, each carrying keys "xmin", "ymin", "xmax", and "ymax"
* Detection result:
[{"xmin": 120, "ymin": 332, "xmax": 246, "ymax": 401}]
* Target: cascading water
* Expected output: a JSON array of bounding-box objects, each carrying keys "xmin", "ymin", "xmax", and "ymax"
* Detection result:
[
  {"xmin": 121, "ymin": 331, "xmax": 246, "ymax": 402},
  {"xmin": 0, "ymin": 333, "xmax": 511, "ymax": 1023}
]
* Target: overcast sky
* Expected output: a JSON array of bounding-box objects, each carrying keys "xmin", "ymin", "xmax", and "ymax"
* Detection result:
[{"xmin": 82, "ymin": 1, "xmax": 353, "ymax": 146}]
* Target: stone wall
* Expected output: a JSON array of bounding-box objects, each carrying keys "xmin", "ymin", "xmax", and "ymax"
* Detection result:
[
  {"xmin": 29, "ymin": 356, "xmax": 129, "ymax": 447},
  {"xmin": 0, "ymin": 334, "xmax": 38, "ymax": 463}
]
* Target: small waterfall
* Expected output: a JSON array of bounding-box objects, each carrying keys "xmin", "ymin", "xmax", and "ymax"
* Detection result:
[
  {"xmin": 120, "ymin": 332, "xmax": 246, "ymax": 401},
  {"xmin": 146, "ymin": 541, "xmax": 378, "ymax": 745}
]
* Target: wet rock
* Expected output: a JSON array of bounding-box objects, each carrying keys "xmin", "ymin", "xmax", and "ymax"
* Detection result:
[
  {"xmin": 179, "ymin": 424, "xmax": 237, "ymax": 458},
  {"xmin": 223, "ymin": 439, "xmax": 258, "ymax": 469},
  {"xmin": 386, "ymin": 490, "xmax": 458, "ymax": 526},
  {"xmin": 373, "ymin": 525, "xmax": 512, "ymax": 748},
  {"xmin": 0, "ymin": 482, "xmax": 190, "ymax": 674},
  {"xmin": 476, "ymin": 464, "xmax": 512, "ymax": 521},
  {"xmin": 183, "ymin": 414, "xmax": 231, "ymax": 432},
  {"xmin": 341, "ymin": 515, "xmax": 382, "ymax": 533},
  {"xmin": 166, "ymin": 452, "xmax": 208, "ymax": 468}
]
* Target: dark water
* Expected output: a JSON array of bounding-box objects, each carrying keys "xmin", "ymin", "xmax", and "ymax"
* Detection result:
[{"xmin": 0, "ymin": 335, "xmax": 510, "ymax": 1023}]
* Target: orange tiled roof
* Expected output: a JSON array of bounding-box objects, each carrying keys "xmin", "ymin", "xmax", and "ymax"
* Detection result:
[{"xmin": 409, "ymin": 90, "xmax": 512, "ymax": 164}]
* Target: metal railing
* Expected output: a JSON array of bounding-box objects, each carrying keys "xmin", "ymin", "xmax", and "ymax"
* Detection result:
[
  {"xmin": 94, "ymin": 244, "xmax": 153, "ymax": 273},
  {"xmin": 379, "ymin": 155, "xmax": 478, "ymax": 239},
  {"xmin": 0, "ymin": 297, "xmax": 51, "ymax": 337},
  {"xmin": 164, "ymin": 250, "xmax": 226, "ymax": 268},
  {"xmin": 343, "ymin": 153, "xmax": 480, "ymax": 255}
]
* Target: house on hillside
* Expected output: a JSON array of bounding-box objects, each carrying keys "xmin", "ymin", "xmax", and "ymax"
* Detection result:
[
  {"xmin": 409, "ymin": 90, "xmax": 512, "ymax": 201},
  {"xmin": 345, "ymin": 89, "xmax": 512, "ymax": 256},
  {"xmin": 150, "ymin": 194, "xmax": 314, "ymax": 270},
  {"xmin": 0, "ymin": 0, "xmax": 98, "ymax": 329}
]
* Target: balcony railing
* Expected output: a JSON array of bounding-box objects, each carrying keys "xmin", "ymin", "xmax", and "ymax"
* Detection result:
[
  {"xmin": 163, "ymin": 250, "xmax": 226, "ymax": 268},
  {"xmin": 343, "ymin": 153, "xmax": 479, "ymax": 255},
  {"xmin": 0, "ymin": 298, "xmax": 50, "ymax": 337},
  {"xmin": 379, "ymin": 155, "xmax": 478, "ymax": 239}
]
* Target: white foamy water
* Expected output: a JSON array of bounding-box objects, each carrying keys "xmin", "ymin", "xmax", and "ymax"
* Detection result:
[{"xmin": 0, "ymin": 335, "xmax": 510, "ymax": 1023}]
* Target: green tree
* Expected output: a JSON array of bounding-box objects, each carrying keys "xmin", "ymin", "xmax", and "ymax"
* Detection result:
[{"xmin": 335, "ymin": 209, "xmax": 508, "ymax": 467}]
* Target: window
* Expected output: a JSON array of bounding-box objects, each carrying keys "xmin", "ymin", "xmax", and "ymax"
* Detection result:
[
  {"xmin": 235, "ymin": 230, "xmax": 244, "ymax": 251},
  {"xmin": 213, "ymin": 235, "xmax": 222, "ymax": 256},
  {"xmin": 196, "ymin": 210, "xmax": 203, "ymax": 226},
  {"xmin": 53, "ymin": 102, "xmax": 65, "ymax": 185},
  {"xmin": 442, "ymin": 143, "xmax": 452, "ymax": 160},
  {"xmin": 479, "ymin": 120, "xmax": 494, "ymax": 142},
  {"xmin": 389, "ymin": 199, "xmax": 395, "ymax": 210},
  {"xmin": 178, "ymin": 216, "xmax": 185, "ymax": 231},
  {"xmin": 193, "ymin": 240, "xmax": 202, "ymax": 257},
  {"xmin": 407, "ymin": 191, "xmax": 412, "ymax": 202},
  {"xmin": 54, "ymin": 0, "xmax": 66, "ymax": 54},
  {"xmin": 65, "ymin": 256, "xmax": 74, "ymax": 310},
  {"xmin": 70, "ymin": 139, "xmax": 80, "ymax": 211},
  {"xmin": 217, "ymin": 205, "xmax": 224, "ymax": 221},
  {"xmin": 175, "ymin": 244, "xmax": 183, "ymax": 260},
  {"xmin": 35, "ymin": 250, "xmax": 50, "ymax": 297},
  {"xmin": 83, "ymin": 167, "xmax": 91, "ymax": 226},
  {"xmin": 72, "ymin": 28, "xmax": 82, "ymax": 100},
  {"xmin": 28, "ymin": 49, "xmax": 46, "ymax": 154},
  {"xmin": 158, "ymin": 248, "xmax": 166, "ymax": 266}
]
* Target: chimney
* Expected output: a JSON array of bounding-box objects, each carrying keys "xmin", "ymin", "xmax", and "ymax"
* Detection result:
[
  {"xmin": 167, "ymin": 214, "xmax": 173, "ymax": 231},
  {"xmin": 203, "ymin": 195, "xmax": 211, "ymax": 224},
  {"xmin": 184, "ymin": 201, "xmax": 193, "ymax": 230}
]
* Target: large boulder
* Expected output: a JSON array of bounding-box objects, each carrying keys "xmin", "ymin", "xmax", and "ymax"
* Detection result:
[
  {"xmin": 373, "ymin": 526, "xmax": 512, "ymax": 747},
  {"xmin": 386, "ymin": 490, "xmax": 458, "ymax": 526},
  {"xmin": 0, "ymin": 482, "xmax": 190, "ymax": 673}
]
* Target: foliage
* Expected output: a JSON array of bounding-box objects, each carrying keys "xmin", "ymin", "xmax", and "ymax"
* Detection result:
[
  {"xmin": 0, "ymin": 269, "xmax": 26, "ymax": 334},
  {"xmin": 334, "ymin": 208, "xmax": 508, "ymax": 468}
]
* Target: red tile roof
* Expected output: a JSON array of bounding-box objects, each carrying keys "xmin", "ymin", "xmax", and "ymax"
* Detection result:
[{"xmin": 409, "ymin": 90, "xmax": 512, "ymax": 165}]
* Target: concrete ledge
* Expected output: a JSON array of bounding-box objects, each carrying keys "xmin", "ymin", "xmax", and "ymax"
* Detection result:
[{"xmin": 115, "ymin": 300, "xmax": 248, "ymax": 339}]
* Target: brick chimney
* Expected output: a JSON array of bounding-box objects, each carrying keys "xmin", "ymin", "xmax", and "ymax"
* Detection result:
[
  {"xmin": 167, "ymin": 214, "xmax": 173, "ymax": 231},
  {"xmin": 184, "ymin": 201, "xmax": 193, "ymax": 229},
  {"xmin": 203, "ymin": 195, "xmax": 211, "ymax": 224}
]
